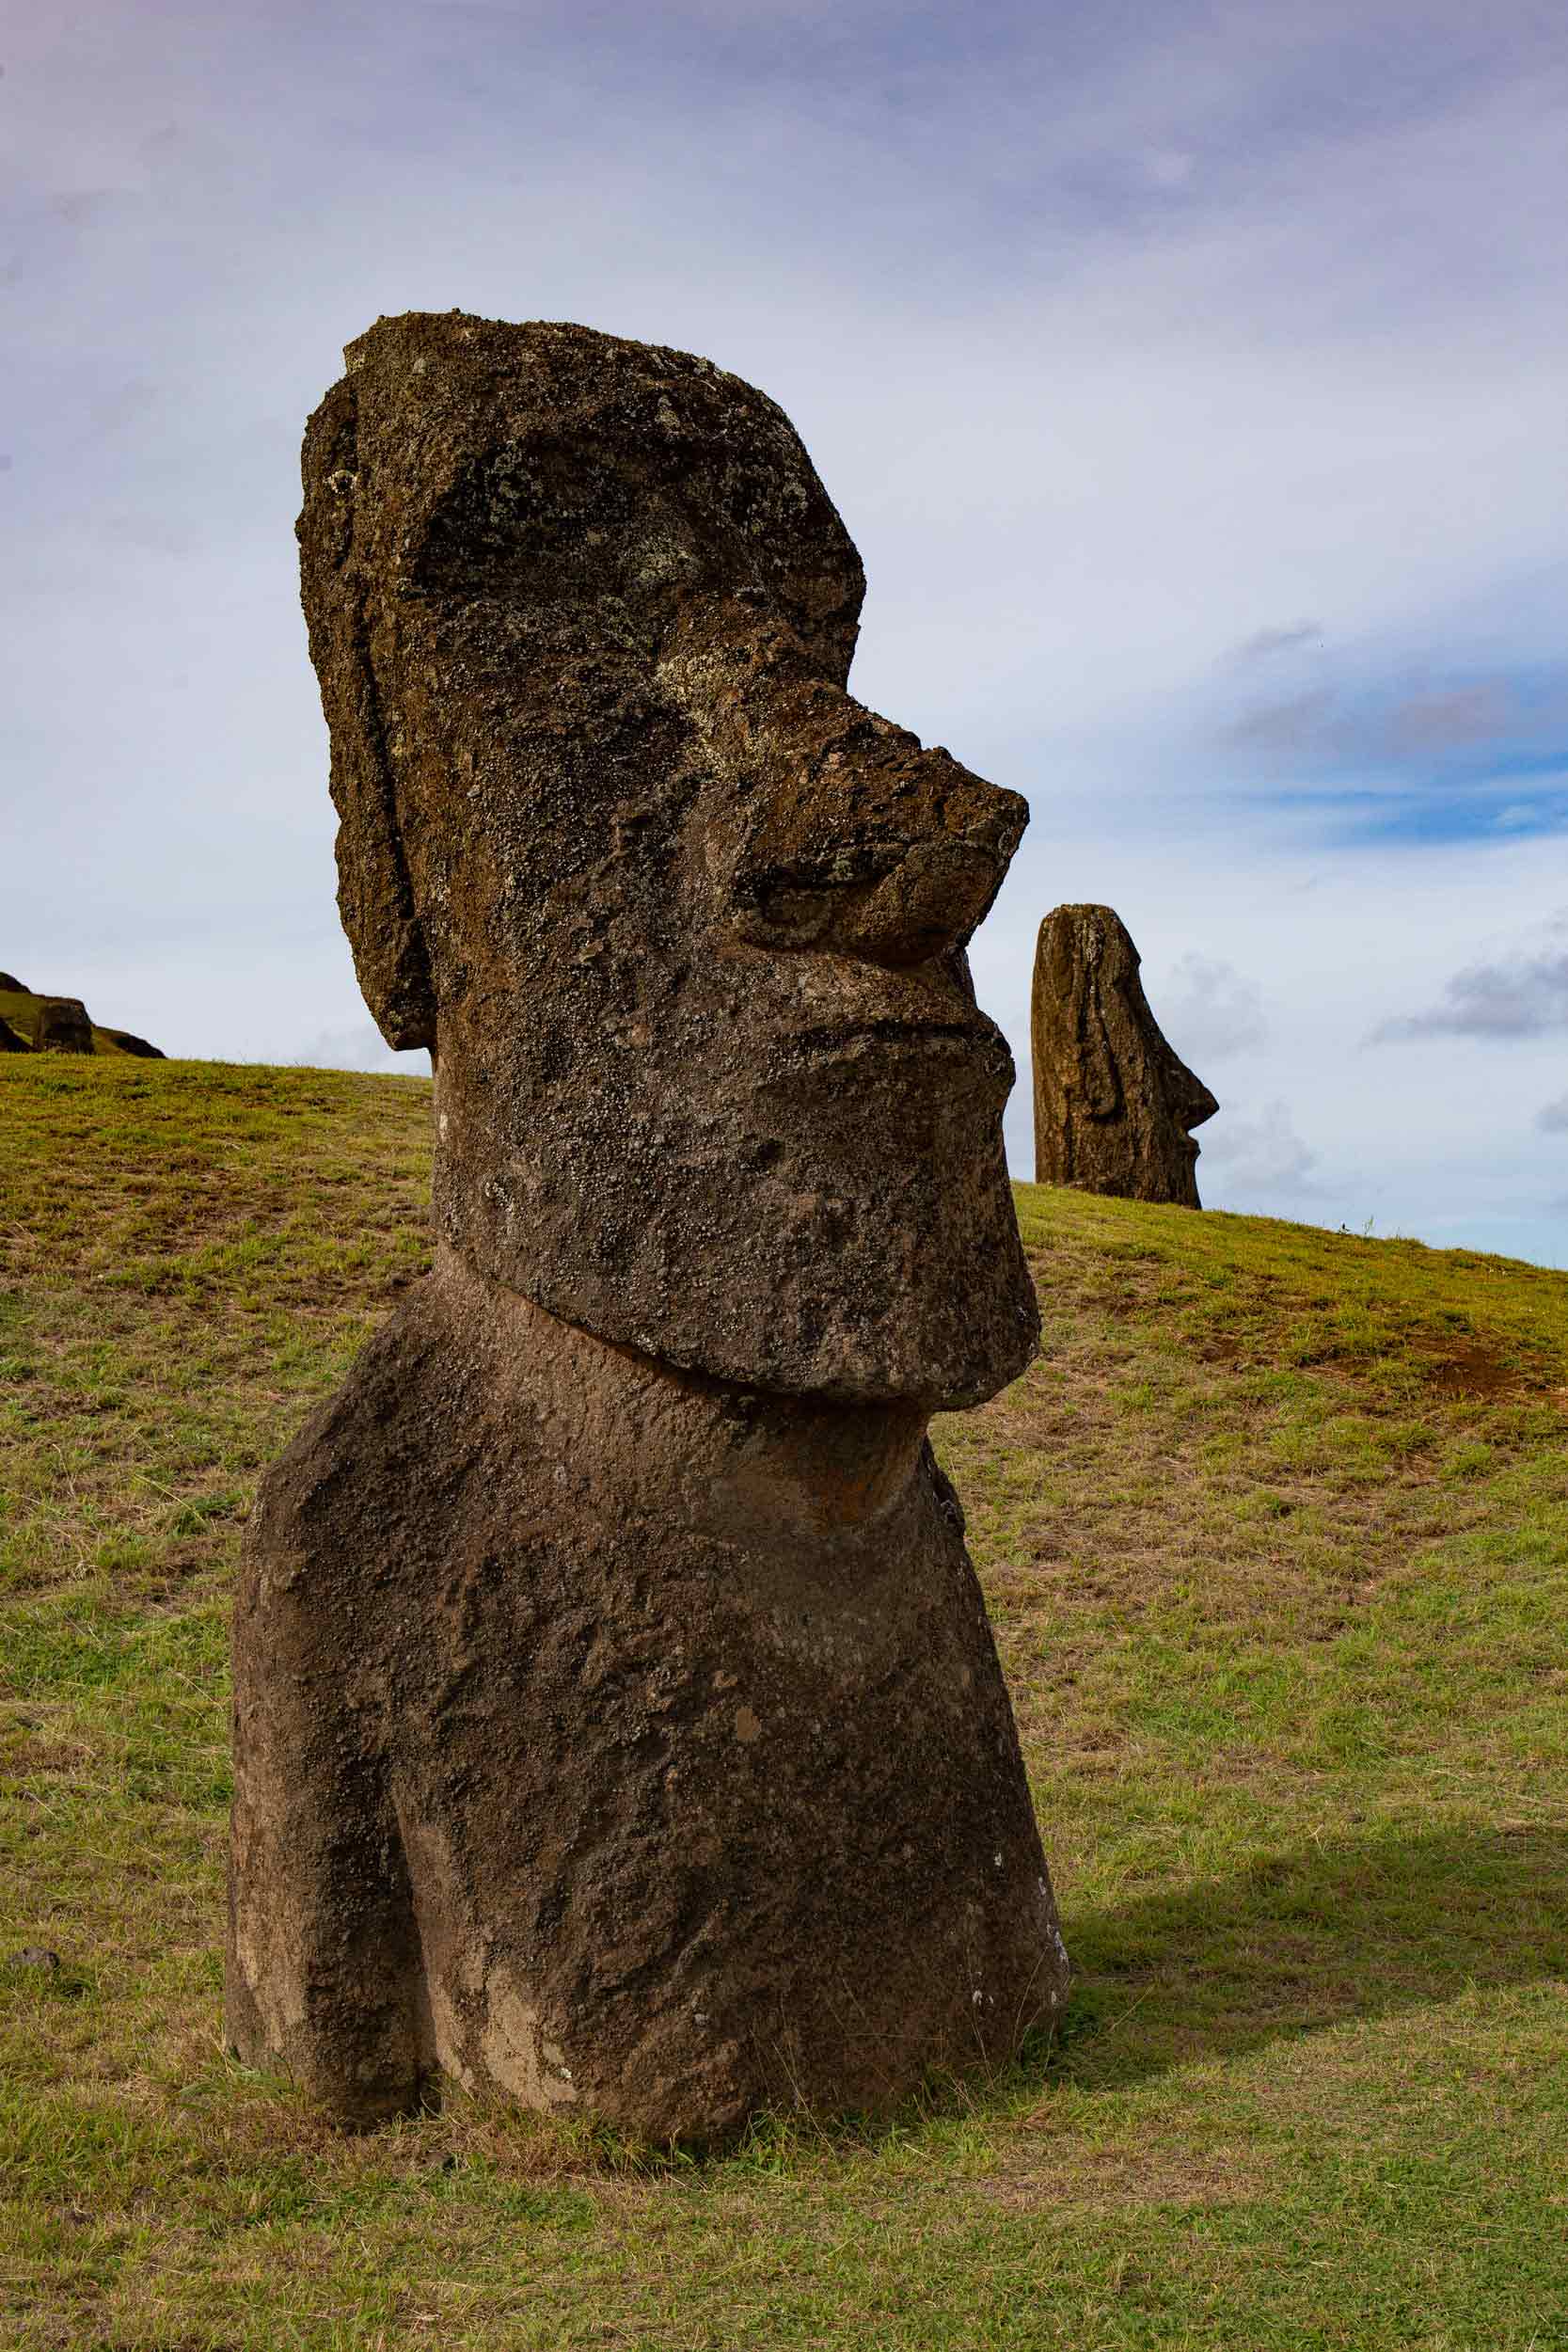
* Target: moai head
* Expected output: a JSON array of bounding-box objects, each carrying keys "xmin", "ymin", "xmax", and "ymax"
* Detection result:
[
  {"xmin": 1031, "ymin": 904, "xmax": 1218, "ymax": 1206},
  {"xmin": 299, "ymin": 312, "xmax": 1038, "ymax": 1404},
  {"xmin": 35, "ymin": 998, "xmax": 94, "ymax": 1056}
]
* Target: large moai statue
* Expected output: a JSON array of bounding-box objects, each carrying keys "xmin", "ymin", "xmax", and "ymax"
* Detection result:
[
  {"xmin": 226, "ymin": 312, "xmax": 1070, "ymax": 2143},
  {"xmin": 1032, "ymin": 904, "xmax": 1218, "ymax": 1207}
]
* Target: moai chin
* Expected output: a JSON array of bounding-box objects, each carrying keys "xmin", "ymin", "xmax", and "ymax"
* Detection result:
[
  {"xmin": 1031, "ymin": 904, "xmax": 1218, "ymax": 1207},
  {"xmin": 226, "ymin": 312, "xmax": 1070, "ymax": 2142}
]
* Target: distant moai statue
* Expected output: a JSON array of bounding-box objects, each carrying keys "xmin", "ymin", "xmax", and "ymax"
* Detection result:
[
  {"xmin": 1031, "ymin": 904, "xmax": 1217, "ymax": 1207},
  {"xmin": 34, "ymin": 998, "xmax": 94, "ymax": 1055},
  {"xmin": 226, "ymin": 313, "xmax": 1069, "ymax": 2144}
]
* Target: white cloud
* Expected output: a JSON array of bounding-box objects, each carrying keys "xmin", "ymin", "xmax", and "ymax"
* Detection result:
[
  {"xmin": 1155, "ymin": 954, "xmax": 1269, "ymax": 1061},
  {"xmin": 295, "ymin": 1025, "xmax": 428, "ymax": 1076},
  {"xmin": 1199, "ymin": 1099, "xmax": 1320, "ymax": 1195}
]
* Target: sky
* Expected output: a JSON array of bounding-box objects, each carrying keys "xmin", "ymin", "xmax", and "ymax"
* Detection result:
[{"xmin": 4, "ymin": 0, "xmax": 1566, "ymax": 1264}]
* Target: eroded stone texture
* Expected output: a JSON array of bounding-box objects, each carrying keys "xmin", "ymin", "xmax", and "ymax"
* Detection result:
[
  {"xmin": 299, "ymin": 310, "xmax": 1036, "ymax": 1402},
  {"xmin": 1031, "ymin": 904, "xmax": 1217, "ymax": 1207},
  {"xmin": 228, "ymin": 312, "xmax": 1067, "ymax": 2142},
  {"xmin": 35, "ymin": 998, "xmax": 94, "ymax": 1055}
]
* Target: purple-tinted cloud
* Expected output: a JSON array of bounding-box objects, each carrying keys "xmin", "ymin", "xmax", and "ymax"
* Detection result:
[
  {"xmin": 1225, "ymin": 688, "xmax": 1336, "ymax": 754},
  {"xmin": 3, "ymin": 0, "xmax": 1568, "ymax": 1269},
  {"xmin": 1220, "ymin": 665, "xmax": 1565, "ymax": 789},
  {"xmin": 1390, "ymin": 683, "xmax": 1512, "ymax": 751},
  {"xmin": 1375, "ymin": 946, "xmax": 1568, "ymax": 1040},
  {"xmin": 1230, "ymin": 621, "xmax": 1323, "ymax": 662}
]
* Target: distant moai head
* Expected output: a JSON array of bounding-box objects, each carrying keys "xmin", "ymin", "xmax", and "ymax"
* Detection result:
[
  {"xmin": 1031, "ymin": 904, "xmax": 1217, "ymax": 1207},
  {"xmin": 34, "ymin": 998, "xmax": 94, "ymax": 1057},
  {"xmin": 299, "ymin": 312, "xmax": 1037, "ymax": 1403}
]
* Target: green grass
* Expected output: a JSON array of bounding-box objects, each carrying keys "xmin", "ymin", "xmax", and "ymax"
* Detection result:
[{"xmin": 3, "ymin": 1055, "xmax": 1565, "ymax": 2349}]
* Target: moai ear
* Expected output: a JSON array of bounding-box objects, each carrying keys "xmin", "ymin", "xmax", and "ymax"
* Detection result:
[
  {"xmin": 1070, "ymin": 916, "xmax": 1121, "ymax": 1122},
  {"xmin": 297, "ymin": 377, "xmax": 436, "ymax": 1053}
]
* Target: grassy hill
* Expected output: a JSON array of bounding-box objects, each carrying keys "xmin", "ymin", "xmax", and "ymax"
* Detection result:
[{"xmin": 2, "ymin": 1055, "xmax": 1565, "ymax": 2351}]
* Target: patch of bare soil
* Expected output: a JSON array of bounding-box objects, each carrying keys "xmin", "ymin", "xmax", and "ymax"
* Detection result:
[{"xmin": 1414, "ymin": 1340, "xmax": 1526, "ymax": 1400}]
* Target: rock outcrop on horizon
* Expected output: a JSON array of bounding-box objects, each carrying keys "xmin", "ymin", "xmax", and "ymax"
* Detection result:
[
  {"xmin": 0, "ymin": 977, "xmax": 165, "ymax": 1059},
  {"xmin": 227, "ymin": 310, "xmax": 1069, "ymax": 2146},
  {"xmin": 98, "ymin": 1026, "xmax": 165, "ymax": 1060},
  {"xmin": 1032, "ymin": 902, "xmax": 1218, "ymax": 1207}
]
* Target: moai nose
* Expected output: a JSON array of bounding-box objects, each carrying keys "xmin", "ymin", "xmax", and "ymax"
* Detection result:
[
  {"xmin": 1167, "ymin": 1058, "xmax": 1220, "ymax": 1136},
  {"xmin": 658, "ymin": 602, "xmax": 1028, "ymax": 969},
  {"xmin": 725, "ymin": 696, "xmax": 1028, "ymax": 968}
]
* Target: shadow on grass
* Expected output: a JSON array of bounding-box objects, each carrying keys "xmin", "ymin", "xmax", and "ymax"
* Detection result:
[
  {"xmin": 42, "ymin": 1827, "xmax": 1557, "ymax": 2182},
  {"xmin": 587, "ymin": 1824, "xmax": 1568, "ymax": 2168},
  {"xmin": 1043, "ymin": 1821, "xmax": 1568, "ymax": 2091}
]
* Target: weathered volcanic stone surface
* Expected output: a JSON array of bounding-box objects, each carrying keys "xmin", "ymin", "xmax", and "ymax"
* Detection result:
[
  {"xmin": 298, "ymin": 310, "xmax": 1037, "ymax": 1404},
  {"xmin": 230, "ymin": 1248, "xmax": 1067, "ymax": 2137},
  {"xmin": 228, "ymin": 311, "xmax": 1067, "ymax": 2143},
  {"xmin": 34, "ymin": 997, "xmax": 94, "ymax": 1056},
  {"xmin": 1032, "ymin": 904, "xmax": 1217, "ymax": 1207},
  {"xmin": 0, "ymin": 1017, "xmax": 30, "ymax": 1053}
]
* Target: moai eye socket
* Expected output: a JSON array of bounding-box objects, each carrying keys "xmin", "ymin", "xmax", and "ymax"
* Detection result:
[{"xmin": 412, "ymin": 441, "xmax": 653, "ymax": 600}]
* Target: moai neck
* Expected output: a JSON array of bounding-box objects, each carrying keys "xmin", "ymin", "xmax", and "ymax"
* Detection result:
[{"xmin": 429, "ymin": 1244, "xmax": 933, "ymax": 1548}]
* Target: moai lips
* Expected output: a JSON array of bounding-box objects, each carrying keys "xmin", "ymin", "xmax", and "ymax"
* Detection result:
[{"xmin": 227, "ymin": 313, "xmax": 1069, "ymax": 2142}]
